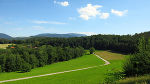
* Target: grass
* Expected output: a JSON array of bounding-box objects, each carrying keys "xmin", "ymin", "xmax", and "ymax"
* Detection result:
[
  {"xmin": 0, "ymin": 44, "xmax": 11, "ymax": 49},
  {"xmin": 3, "ymin": 62, "xmax": 122, "ymax": 84},
  {"xmin": 0, "ymin": 50, "xmax": 127, "ymax": 84},
  {"xmin": 95, "ymin": 50, "xmax": 127, "ymax": 61},
  {"xmin": 118, "ymin": 75, "xmax": 150, "ymax": 84},
  {"xmin": 0, "ymin": 54, "xmax": 104, "ymax": 81}
]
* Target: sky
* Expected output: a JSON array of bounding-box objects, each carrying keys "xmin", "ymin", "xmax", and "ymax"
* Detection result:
[{"xmin": 0, "ymin": 0, "xmax": 150, "ymax": 37}]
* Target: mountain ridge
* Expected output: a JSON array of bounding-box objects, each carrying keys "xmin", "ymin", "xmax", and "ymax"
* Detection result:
[
  {"xmin": 0, "ymin": 33, "xmax": 12, "ymax": 39},
  {"xmin": 32, "ymin": 33, "xmax": 87, "ymax": 38},
  {"xmin": 0, "ymin": 33, "xmax": 87, "ymax": 39}
]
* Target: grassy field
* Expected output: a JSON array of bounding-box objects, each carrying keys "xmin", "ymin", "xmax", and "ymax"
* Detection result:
[
  {"xmin": 0, "ymin": 54, "xmax": 104, "ymax": 81},
  {"xmin": 95, "ymin": 50, "xmax": 127, "ymax": 60},
  {"xmin": 118, "ymin": 75, "xmax": 150, "ymax": 84},
  {"xmin": 0, "ymin": 50, "xmax": 127, "ymax": 84},
  {"xmin": 0, "ymin": 44, "xmax": 11, "ymax": 49}
]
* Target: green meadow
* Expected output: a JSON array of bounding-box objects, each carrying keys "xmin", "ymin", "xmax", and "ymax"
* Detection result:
[
  {"xmin": 0, "ymin": 54, "xmax": 104, "ymax": 81},
  {"xmin": 0, "ymin": 50, "xmax": 127, "ymax": 84}
]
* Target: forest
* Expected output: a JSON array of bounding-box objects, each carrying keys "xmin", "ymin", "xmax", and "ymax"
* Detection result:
[
  {"xmin": 0, "ymin": 45, "xmax": 84, "ymax": 72},
  {"xmin": 0, "ymin": 34, "xmax": 139, "ymax": 53}
]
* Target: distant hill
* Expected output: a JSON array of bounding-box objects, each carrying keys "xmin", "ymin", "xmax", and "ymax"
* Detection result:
[
  {"xmin": 0, "ymin": 33, "xmax": 12, "ymax": 39},
  {"xmin": 33, "ymin": 33, "xmax": 87, "ymax": 38},
  {"xmin": 0, "ymin": 33, "xmax": 87, "ymax": 40}
]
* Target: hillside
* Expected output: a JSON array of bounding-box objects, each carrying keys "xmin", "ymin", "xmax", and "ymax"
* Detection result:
[
  {"xmin": 34, "ymin": 33, "xmax": 87, "ymax": 38},
  {"xmin": 134, "ymin": 31, "xmax": 150, "ymax": 39},
  {"xmin": 0, "ymin": 33, "xmax": 12, "ymax": 39}
]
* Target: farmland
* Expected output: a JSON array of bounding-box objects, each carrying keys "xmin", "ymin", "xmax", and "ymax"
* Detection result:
[
  {"xmin": 0, "ymin": 44, "xmax": 10, "ymax": 49},
  {"xmin": 0, "ymin": 50, "xmax": 127, "ymax": 84}
]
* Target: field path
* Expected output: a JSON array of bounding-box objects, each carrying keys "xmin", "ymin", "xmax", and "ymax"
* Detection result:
[{"xmin": 0, "ymin": 54, "xmax": 110, "ymax": 83}]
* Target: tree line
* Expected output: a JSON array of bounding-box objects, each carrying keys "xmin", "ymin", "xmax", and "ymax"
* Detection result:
[
  {"xmin": 7, "ymin": 34, "xmax": 139, "ymax": 54},
  {"xmin": 0, "ymin": 45, "xmax": 84, "ymax": 72}
]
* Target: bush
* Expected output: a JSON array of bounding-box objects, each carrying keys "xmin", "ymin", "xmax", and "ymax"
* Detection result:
[
  {"xmin": 104, "ymin": 72, "xmax": 125, "ymax": 84},
  {"xmin": 89, "ymin": 47, "xmax": 95, "ymax": 54}
]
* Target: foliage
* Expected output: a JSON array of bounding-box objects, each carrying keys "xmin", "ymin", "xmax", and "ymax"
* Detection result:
[
  {"xmin": 0, "ymin": 45, "xmax": 85, "ymax": 73},
  {"xmin": 89, "ymin": 47, "xmax": 95, "ymax": 54},
  {"xmin": 104, "ymin": 72, "xmax": 125, "ymax": 84},
  {"xmin": 20, "ymin": 62, "xmax": 31, "ymax": 72},
  {"xmin": 0, "ymin": 65, "xmax": 2, "ymax": 73},
  {"xmin": 2, "ymin": 34, "xmax": 138, "ymax": 54},
  {"xmin": 123, "ymin": 37, "xmax": 150, "ymax": 76}
]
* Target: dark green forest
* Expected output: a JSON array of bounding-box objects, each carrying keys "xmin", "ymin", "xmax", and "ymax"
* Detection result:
[
  {"xmin": 124, "ymin": 37, "xmax": 150, "ymax": 77},
  {"xmin": 0, "ymin": 45, "xmax": 84, "ymax": 72},
  {"xmin": 1, "ymin": 34, "xmax": 139, "ymax": 53}
]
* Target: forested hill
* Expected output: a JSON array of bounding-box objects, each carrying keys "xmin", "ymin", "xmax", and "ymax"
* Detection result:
[
  {"xmin": 0, "ymin": 33, "xmax": 12, "ymax": 39},
  {"xmin": 1, "ymin": 31, "xmax": 150, "ymax": 54},
  {"xmin": 134, "ymin": 31, "xmax": 150, "ymax": 39},
  {"xmin": 33, "ymin": 33, "xmax": 86, "ymax": 38},
  {"xmin": 0, "ymin": 33, "xmax": 87, "ymax": 39},
  {"xmin": 12, "ymin": 34, "xmax": 138, "ymax": 54}
]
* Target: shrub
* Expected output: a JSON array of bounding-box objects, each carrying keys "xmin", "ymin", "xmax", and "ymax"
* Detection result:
[{"xmin": 89, "ymin": 47, "xmax": 95, "ymax": 54}]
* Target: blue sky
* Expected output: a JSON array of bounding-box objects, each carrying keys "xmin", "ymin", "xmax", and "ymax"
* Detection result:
[{"xmin": 0, "ymin": 0, "xmax": 150, "ymax": 37}]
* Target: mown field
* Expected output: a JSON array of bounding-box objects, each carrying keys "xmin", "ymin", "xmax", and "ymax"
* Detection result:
[
  {"xmin": 0, "ymin": 44, "xmax": 10, "ymax": 49},
  {"xmin": 0, "ymin": 50, "xmax": 127, "ymax": 84}
]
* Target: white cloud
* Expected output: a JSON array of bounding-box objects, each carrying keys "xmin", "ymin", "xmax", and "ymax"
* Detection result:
[
  {"xmin": 100, "ymin": 13, "xmax": 109, "ymax": 19},
  {"xmin": 32, "ymin": 21, "xmax": 48, "ymax": 24},
  {"xmin": 78, "ymin": 4, "xmax": 102, "ymax": 20},
  {"xmin": 80, "ymin": 15, "xmax": 89, "ymax": 20},
  {"xmin": 60, "ymin": 1, "xmax": 69, "ymax": 6},
  {"xmin": 78, "ymin": 4, "xmax": 110, "ymax": 20},
  {"xmin": 32, "ymin": 20, "xmax": 66, "ymax": 25},
  {"xmin": 111, "ymin": 9, "xmax": 128, "ymax": 16},
  {"xmin": 54, "ymin": 0, "xmax": 69, "ymax": 7},
  {"xmin": 77, "ymin": 32, "xmax": 97, "ymax": 36}
]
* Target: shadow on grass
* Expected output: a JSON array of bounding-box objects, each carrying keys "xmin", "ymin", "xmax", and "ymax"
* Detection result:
[{"xmin": 107, "ymin": 50, "xmax": 128, "ymax": 55}]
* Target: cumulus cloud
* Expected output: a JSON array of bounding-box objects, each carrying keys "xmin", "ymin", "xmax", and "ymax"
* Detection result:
[
  {"xmin": 78, "ymin": 4, "xmax": 110, "ymax": 20},
  {"xmin": 32, "ymin": 20, "xmax": 66, "ymax": 25},
  {"xmin": 100, "ymin": 13, "xmax": 109, "ymax": 19},
  {"xmin": 111, "ymin": 9, "xmax": 128, "ymax": 16},
  {"xmin": 54, "ymin": 0, "xmax": 69, "ymax": 7},
  {"xmin": 78, "ymin": 4, "xmax": 102, "ymax": 20}
]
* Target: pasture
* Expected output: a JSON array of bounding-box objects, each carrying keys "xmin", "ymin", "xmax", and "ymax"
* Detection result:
[{"xmin": 0, "ymin": 50, "xmax": 127, "ymax": 84}]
